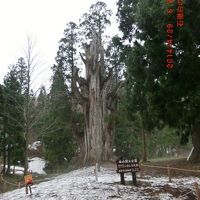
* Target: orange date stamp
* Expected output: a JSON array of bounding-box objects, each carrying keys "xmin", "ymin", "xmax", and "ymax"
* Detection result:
[{"xmin": 165, "ymin": 0, "xmax": 184, "ymax": 69}]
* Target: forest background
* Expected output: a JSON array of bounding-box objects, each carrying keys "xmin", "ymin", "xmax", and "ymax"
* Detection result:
[{"xmin": 0, "ymin": 0, "xmax": 199, "ymax": 175}]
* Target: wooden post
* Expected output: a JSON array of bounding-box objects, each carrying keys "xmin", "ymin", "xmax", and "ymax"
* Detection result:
[
  {"xmin": 194, "ymin": 182, "xmax": 200, "ymax": 200},
  {"xmin": 132, "ymin": 172, "xmax": 137, "ymax": 186},
  {"xmin": 120, "ymin": 173, "xmax": 125, "ymax": 185},
  {"xmin": 140, "ymin": 168, "xmax": 144, "ymax": 178},
  {"xmin": 167, "ymin": 165, "xmax": 171, "ymax": 182},
  {"xmin": 95, "ymin": 163, "xmax": 98, "ymax": 181}
]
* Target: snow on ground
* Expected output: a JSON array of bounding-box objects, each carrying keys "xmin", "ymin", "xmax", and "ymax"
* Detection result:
[
  {"xmin": 2, "ymin": 157, "xmax": 46, "ymax": 175},
  {"xmin": 7, "ymin": 166, "xmax": 24, "ymax": 175},
  {"xmin": 28, "ymin": 157, "xmax": 46, "ymax": 175},
  {"xmin": 1, "ymin": 166, "xmax": 199, "ymax": 199}
]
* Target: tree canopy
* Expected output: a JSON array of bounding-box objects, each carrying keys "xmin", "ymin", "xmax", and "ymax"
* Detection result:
[{"xmin": 117, "ymin": 0, "xmax": 200, "ymax": 162}]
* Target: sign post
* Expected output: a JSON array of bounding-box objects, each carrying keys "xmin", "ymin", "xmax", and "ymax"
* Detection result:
[{"xmin": 116, "ymin": 158, "xmax": 140, "ymax": 186}]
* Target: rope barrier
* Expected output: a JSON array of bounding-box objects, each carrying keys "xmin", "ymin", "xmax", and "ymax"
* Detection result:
[
  {"xmin": 178, "ymin": 190, "xmax": 194, "ymax": 199},
  {"xmin": 140, "ymin": 163, "xmax": 200, "ymax": 174},
  {"xmin": 0, "ymin": 173, "xmax": 45, "ymax": 188},
  {"xmin": 0, "ymin": 174, "xmax": 23, "ymax": 187},
  {"xmin": 140, "ymin": 164, "xmax": 200, "ymax": 199}
]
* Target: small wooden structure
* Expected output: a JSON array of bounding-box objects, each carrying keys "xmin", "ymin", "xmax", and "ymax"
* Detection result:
[{"xmin": 116, "ymin": 158, "xmax": 140, "ymax": 185}]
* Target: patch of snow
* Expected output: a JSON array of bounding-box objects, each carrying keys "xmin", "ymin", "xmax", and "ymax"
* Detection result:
[
  {"xmin": 2, "ymin": 157, "xmax": 46, "ymax": 175},
  {"xmin": 28, "ymin": 157, "xmax": 46, "ymax": 175},
  {"xmin": 28, "ymin": 141, "xmax": 41, "ymax": 150},
  {"xmin": 4, "ymin": 165, "xmax": 24, "ymax": 175}
]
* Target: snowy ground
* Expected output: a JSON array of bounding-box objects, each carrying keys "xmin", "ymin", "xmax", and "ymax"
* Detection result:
[
  {"xmin": 3, "ymin": 157, "xmax": 46, "ymax": 175},
  {"xmin": 0, "ymin": 166, "xmax": 199, "ymax": 199},
  {"xmin": 28, "ymin": 157, "xmax": 46, "ymax": 175}
]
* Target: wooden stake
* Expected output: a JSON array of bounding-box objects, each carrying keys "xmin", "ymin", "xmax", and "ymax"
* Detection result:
[
  {"xmin": 194, "ymin": 182, "xmax": 200, "ymax": 200},
  {"xmin": 132, "ymin": 172, "xmax": 137, "ymax": 186},
  {"xmin": 95, "ymin": 163, "xmax": 98, "ymax": 181},
  {"xmin": 120, "ymin": 173, "xmax": 125, "ymax": 185},
  {"xmin": 167, "ymin": 165, "xmax": 171, "ymax": 182},
  {"xmin": 140, "ymin": 169, "xmax": 144, "ymax": 178}
]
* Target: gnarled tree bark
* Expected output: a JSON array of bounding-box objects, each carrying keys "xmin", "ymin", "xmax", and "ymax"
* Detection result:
[{"xmin": 73, "ymin": 33, "xmax": 121, "ymax": 165}]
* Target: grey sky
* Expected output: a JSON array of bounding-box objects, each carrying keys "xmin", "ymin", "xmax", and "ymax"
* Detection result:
[{"xmin": 0, "ymin": 0, "xmax": 118, "ymax": 89}]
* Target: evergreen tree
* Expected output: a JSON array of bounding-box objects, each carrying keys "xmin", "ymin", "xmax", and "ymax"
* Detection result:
[
  {"xmin": 115, "ymin": 88, "xmax": 142, "ymax": 158},
  {"xmin": 69, "ymin": 1, "xmax": 122, "ymax": 164},
  {"xmin": 33, "ymin": 86, "xmax": 48, "ymax": 141},
  {"xmin": 0, "ymin": 84, "xmax": 5, "ymax": 173},
  {"xmin": 42, "ymin": 65, "xmax": 76, "ymax": 169},
  {"xmin": 2, "ymin": 66, "xmax": 25, "ymax": 174},
  {"xmin": 117, "ymin": 0, "xmax": 200, "ymax": 162},
  {"xmin": 56, "ymin": 22, "xmax": 78, "ymax": 89},
  {"xmin": 15, "ymin": 57, "xmax": 28, "ymax": 93},
  {"xmin": 79, "ymin": 1, "xmax": 112, "ymax": 41}
]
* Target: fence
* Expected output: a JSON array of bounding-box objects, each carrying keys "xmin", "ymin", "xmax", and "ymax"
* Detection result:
[
  {"xmin": 140, "ymin": 163, "xmax": 200, "ymax": 199},
  {"xmin": 0, "ymin": 173, "xmax": 43, "ymax": 193},
  {"xmin": 0, "ymin": 174, "xmax": 23, "ymax": 189}
]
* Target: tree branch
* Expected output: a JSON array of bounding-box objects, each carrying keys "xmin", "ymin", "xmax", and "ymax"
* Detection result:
[
  {"xmin": 79, "ymin": 52, "xmax": 86, "ymax": 65},
  {"xmin": 72, "ymin": 67, "xmax": 88, "ymax": 104},
  {"xmin": 101, "ymin": 67, "xmax": 113, "ymax": 90},
  {"xmin": 107, "ymin": 81, "xmax": 124, "ymax": 110}
]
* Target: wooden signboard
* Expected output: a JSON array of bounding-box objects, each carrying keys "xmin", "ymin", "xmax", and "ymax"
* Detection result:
[{"xmin": 116, "ymin": 158, "xmax": 140, "ymax": 185}]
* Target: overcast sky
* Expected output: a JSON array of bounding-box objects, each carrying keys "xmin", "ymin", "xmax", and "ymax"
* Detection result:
[{"xmin": 0, "ymin": 0, "xmax": 118, "ymax": 90}]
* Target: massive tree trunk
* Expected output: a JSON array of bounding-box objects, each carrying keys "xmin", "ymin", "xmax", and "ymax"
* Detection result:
[
  {"xmin": 102, "ymin": 89, "xmax": 117, "ymax": 161},
  {"xmin": 188, "ymin": 122, "xmax": 200, "ymax": 163},
  {"xmin": 83, "ymin": 34, "xmax": 104, "ymax": 164},
  {"xmin": 71, "ymin": 117, "xmax": 85, "ymax": 165},
  {"xmin": 74, "ymin": 33, "xmax": 121, "ymax": 164}
]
